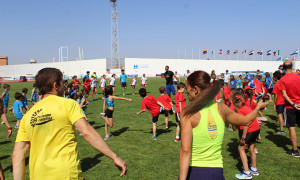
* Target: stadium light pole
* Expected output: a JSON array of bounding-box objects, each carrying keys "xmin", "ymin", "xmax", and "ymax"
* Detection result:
[{"xmin": 111, "ymin": 0, "xmax": 120, "ymax": 69}]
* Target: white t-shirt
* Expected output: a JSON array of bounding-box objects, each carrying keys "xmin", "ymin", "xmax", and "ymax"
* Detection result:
[
  {"xmin": 141, "ymin": 77, "xmax": 147, "ymax": 84},
  {"xmin": 91, "ymin": 78, "xmax": 97, "ymax": 87},
  {"xmin": 101, "ymin": 79, "xmax": 106, "ymax": 88},
  {"xmin": 224, "ymin": 73, "xmax": 230, "ymax": 83},
  {"xmin": 131, "ymin": 79, "xmax": 137, "ymax": 86},
  {"xmin": 110, "ymin": 77, "xmax": 116, "ymax": 86}
]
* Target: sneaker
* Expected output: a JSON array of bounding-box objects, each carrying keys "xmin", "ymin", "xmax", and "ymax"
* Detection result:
[
  {"xmin": 286, "ymin": 149, "xmax": 300, "ymax": 157},
  {"xmin": 165, "ymin": 127, "xmax": 169, "ymax": 132},
  {"xmin": 104, "ymin": 136, "xmax": 114, "ymax": 140},
  {"xmin": 171, "ymin": 106, "xmax": 175, "ymax": 113},
  {"xmin": 14, "ymin": 125, "xmax": 18, "ymax": 128},
  {"xmin": 254, "ymin": 148, "xmax": 258, "ymax": 154},
  {"xmin": 152, "ymin": 136, "xmax": 157, "ymax": 140},
  {"xmin": 235, "ymin": 171, "xmax": 252, "ymax": 179},
  {"xmin": 250, "ymin": 168, "xmax": 259, "ymax": 176},
  {"xmin": 276, "ymin": 130, "xmax": 285, "ymax": 134},
  {"xmin": 281, "ymin": 131, "xmax": 286, "ymax": 134},
  {"xmin": 175, "ymin": 138, "xmax": 180, "ymax": 142}
]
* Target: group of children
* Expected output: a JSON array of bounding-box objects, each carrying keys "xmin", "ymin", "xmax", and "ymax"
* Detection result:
[{"xmin": 0, "ymin": 83, "xmax": 39, "ymax": 128}]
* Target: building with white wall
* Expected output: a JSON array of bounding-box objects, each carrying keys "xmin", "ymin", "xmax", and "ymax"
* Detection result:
[{"xmin": 0, "ymin": 58, "xmax": 298, "ymax": 79}]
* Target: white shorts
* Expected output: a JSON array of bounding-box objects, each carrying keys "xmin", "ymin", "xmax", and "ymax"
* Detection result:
[{"xmin": 91, "ymin": 84, "xmax": 97, "ymax": 88}]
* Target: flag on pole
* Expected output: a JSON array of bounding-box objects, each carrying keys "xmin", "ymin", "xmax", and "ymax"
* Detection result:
[
  {"xmin": 249, "ymin": 50, "xmax": 254, "ymax": 55},
  {"xmin": 219, "ymin": 49, "xmax": 223, "ymax": 55},
  {"xmin": 290, "ymin": 49, "xmax": 299, "ymax": 55},
  {"xmin": 277, "ymin": 57, "xmax": 282, "ymax": 61},
  {"xmin": 273, "ymin": 51, "xmax": 277, "ymax": 56},
  {"xmin": 283, "ymin": 57, "xmax": 288, "ymax": 61},
  {"xmin": 227, "ymin": 50, "xmax": 230, "ymax": 55},
  {"xmin": 267, "ymin": 50, "xmax": 271, "ymax": 56},
  {"xmin": 203, "ymin": 49, "xmax": 207, "ymax": 55},
  {"xmin": 278, "ymin": 50, "xmax": 280, "ymax": 55},
  {"xmin": 242, "ymin": 50, "xmax": 246, "ymax": 54},
  {"xmin": 257, "ymin": 51, "xmax": 263, "ymax": 55},
  {"xmin": 234, "ymin": 50, "xmax": 238, "ymax": 54},
  {"xmin": 291, "ymin": 56, "xmax": 295, "ymax": 61}
]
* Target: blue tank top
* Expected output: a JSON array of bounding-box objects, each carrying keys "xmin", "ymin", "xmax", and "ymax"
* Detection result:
[
  {"xmin": 105, "ymin": 95, "xmax": 114, "ymax": 107},
  {"xmin": 32, "ymin": 90, "xmax": 38, "ymax": 102},
  {"xmin": 81, "ymin": 97, "xmax": 87, "ymax": 111},
  {"xmin": 3, "ymin": 91, "xmax": 9, "ymax": 105}
]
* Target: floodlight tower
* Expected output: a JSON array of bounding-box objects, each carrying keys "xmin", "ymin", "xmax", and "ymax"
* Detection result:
[{"xmin": 110, "ymin": 0, "xmax": 120, "ymax": 68}]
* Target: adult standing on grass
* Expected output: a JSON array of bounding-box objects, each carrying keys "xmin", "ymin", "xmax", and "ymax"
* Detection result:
[
  {"xmin": 164, "ymin": 66, "xmax": 178, "ymax": 97},
  {"xmin": 278, "ymin": 61, "xmax": 300, "ymax": 157},
  {"xmin": 224, "ymin": 70, "xmax": 230, "ymax": 86},
  {"xmin": 179, "ymin": 70, "xmax": 268, "ymax": 180},
  {"xmin": 12, "ymin": 68, "xmax": 127, "ymax": 180},
  {"xmin": 120, "ymin": 69, "xmax": 127, "ymax": 96},
  {"xmin": 0, "ymin": 98, "xmax": 12, "ymax": 180}
]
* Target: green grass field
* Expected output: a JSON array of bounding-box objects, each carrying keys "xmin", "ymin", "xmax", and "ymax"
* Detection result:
[{"xmin": 0, "ymin": 78, "xmax": 300, "ymax": 180}]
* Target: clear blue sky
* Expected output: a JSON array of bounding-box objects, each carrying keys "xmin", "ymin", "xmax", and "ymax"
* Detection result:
[{"xmin": 1, "ymin": 0, "xmax": 300, "ymax": 64}]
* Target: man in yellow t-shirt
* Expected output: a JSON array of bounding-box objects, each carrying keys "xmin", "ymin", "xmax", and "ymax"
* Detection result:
[{"xmin": 12, "ymin": 68, "xmax": 127, "ymax": 180}]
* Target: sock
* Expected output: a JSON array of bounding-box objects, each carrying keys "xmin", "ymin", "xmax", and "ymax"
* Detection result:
[
  {"xmin": 105, "ymin": 135, "xmax": 110, "ymax": 138},
  {"xmin": 244, "ymin": 171, "xmax": 250, "ymax": 175},
  {"xmin": 176, "ymin": 136, "xmax": 179, "ymax": 139},
  {"xmin": 251, "ymin": 167, "xmax": 257, "ymax": 171},
  {"xmin": 166, "ymin": 126, "xmax": 168, "ymax": 129}
]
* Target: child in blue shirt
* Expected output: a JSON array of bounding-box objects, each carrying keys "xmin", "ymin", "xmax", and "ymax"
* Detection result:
[
  {"xmin": 9, "ymin": 92, "xmax": 24, "ymax": 128},
  {"xmin": 22, "ymin": 88, "xmax": 29, "ymax": 112},
  {"xmin": 237, "ymin": 75, "xmax": 242, "ymax": 88},
  {"xmin": 30, "ymin": 83, "xmax": 38, "ymax": 105},
  {"xmin": 0, "ymin": 84, "xmax": 10, "ymax": 115},
  {"xmin": 230, "ymin": 75, "xmax": 237, "ymax": 90}
]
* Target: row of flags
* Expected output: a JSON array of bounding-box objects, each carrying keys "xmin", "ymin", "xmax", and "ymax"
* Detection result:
[{"xmin": 201, "ymin": 49, "xmax": 299, "ymax": 61}]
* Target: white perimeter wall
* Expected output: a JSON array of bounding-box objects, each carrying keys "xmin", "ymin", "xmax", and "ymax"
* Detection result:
[
  {"xmin": 125, "ymin": 58, "xmax": 299, "ymax": 76},
  {"xmin": 0, "ymin": 59, "xmax": 106, "ymax": 78}
]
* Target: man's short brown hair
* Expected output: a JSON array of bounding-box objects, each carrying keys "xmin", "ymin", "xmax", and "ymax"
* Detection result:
[
  {"xmin": 35, "ymin": 68, "xmax": 63, "ymax": 95},
  {"xmin": 159, "ymin": 87, "xmax": 166, "ymax": 94}
]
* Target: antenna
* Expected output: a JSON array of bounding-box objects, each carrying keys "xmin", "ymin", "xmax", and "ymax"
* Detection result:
[{"xmin": 110, "ymin": 0, "xmax": 120, "ymax": 68}]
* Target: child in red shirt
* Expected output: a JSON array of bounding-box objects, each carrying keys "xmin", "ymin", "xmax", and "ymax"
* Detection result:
[
  {"xmin": 232, "ymin": 90, "xmax": 260, "ymax": 178},
  {"xmin": 174, "ymin": 83, "xmax": 186, "ymax": 142},
  {"xmin": 157, "ymin": 87, "xmax": 174, "ymax": 132},
  {"xmin": 272, "ymin": 71, "xmax": 285, "ymax": 134},
  {"xmin": 136, "ymin": 88, "xmax": 166, "ymax": 140},
  {"xmin": 83, "ymin": 77, "xmax": 91, "ymax": 92},
  {"xmin": 72, "ymin": 75, "xmax": 82, "ymax": 87}
]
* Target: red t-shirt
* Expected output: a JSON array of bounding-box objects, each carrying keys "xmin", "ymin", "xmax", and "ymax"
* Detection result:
[
  {"xmin": 72, "ymin": 80, "xmax": 81, "ymax": 86},
  {"xmin": 245, "ymin": 99, "xmax": 256, "ymax": 110},
  {"xmin": 83, "ymin": 82, "xmax": 91, "ymax": 90},
  {"xmin": 253, "ymin": 80, "xmax": 263, "ymax": 94},
  {"xmin": 273, "ymin": 82, "xmax": 285, "ymax": 105},
  {"xmin": 175, "ymin": 92, "xmax": 186, "ymax": 113},
  {"xmin": 157, "ymin": 94, "xmax": 172, "ymax": 110},
  {"xmin": 223, "ymin": 85, "xmax": 231, "ymax": 106},
  {"xmin": 237, "ymin": 106, "xmax": 260, "ymax": 133},
  {"xmin": 214, "ymin": 92, "xmax": 222, "ymax": 102},
  {"xmin": 244, "ymin": 85, "xmax": 256, "ymax": 100},
  {"xmin": 141, "ymin": 95, "xmax": 160, "ymax": 117},
  {"xmin": 230, "ymin": 103, "xmax": 235, "ymax": 111},
  {"xmin": 278, "ymin": 72, "xmax": 300, "ymax": 109},
  {"xmin": 263, "ymin": 86, "xmax": 267, "ymax": 94}
]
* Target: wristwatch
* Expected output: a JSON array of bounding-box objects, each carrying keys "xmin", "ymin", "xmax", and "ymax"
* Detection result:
[{"xmin": 241, "ymin": 137, "xmax": 246, "ymax": 141}]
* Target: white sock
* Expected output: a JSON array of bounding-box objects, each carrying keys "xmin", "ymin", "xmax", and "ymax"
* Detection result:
[
  {"xmin": 244, "ymin": 171, "xmax": 250, "ymax": 175},
  {"xmin": 166, "ymin": 126, "xmax": 168, "ymax": 129},
  {"xmin": 176, "ymin": 136, "xmax": 179, "ymax": 139},
  {"xmin": 251, "ymin": 167, "xmax": 257, "ymax": 171}
]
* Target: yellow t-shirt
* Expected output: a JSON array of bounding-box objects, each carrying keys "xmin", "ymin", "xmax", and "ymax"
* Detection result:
[{"xmin": 16, "ymin": 95, "xmax": 86, "ymax": 180}]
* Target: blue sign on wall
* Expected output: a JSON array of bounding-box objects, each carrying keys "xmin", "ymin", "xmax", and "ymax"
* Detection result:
[{"xmin": 133, "ymin": 65, "xmax": 138, "ymax": 69}]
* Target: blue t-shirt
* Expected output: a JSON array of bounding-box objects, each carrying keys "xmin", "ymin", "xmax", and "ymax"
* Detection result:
[
  {"xmin": 245, "ymin": 75, "xmax": 251, "ymax": 80},
  {"xmin": 237, "ymin": 79, "xmax": 242, "ymax": 86},
  {"xmin": 230, "ymin": 79, "xmax": 237, "ymax": 88},
  {"xmin": 70, "ymin": 91, "xmax": 76, "ymax": 99},
  {"xmin": 13, "ymin": 101, "xmax": 23, "ymax": 119},
  {"xmin": 83, "ymin": 75, "xmax": 89, "ymax": 80},
  {"xmin": 120, "ymin": 74, "xmax": 127, "ymax": 83},
  {"xmin": 22, "ymin": 95, "xmax": 28, "ymax": 107},
  {"xmin": 105, "ymin": 95, "xmax": 115, "ymax": 107},
  {"xmin": 265, "ymin": 77, "xmax": 273, "ymax": 89},
  {"xmin": 3, "ymin": 91, "xmax": 9, "ymax": 106},
  {"xmin": 249, "ymin": 78, "xmax": 255, "ymax": 88}
]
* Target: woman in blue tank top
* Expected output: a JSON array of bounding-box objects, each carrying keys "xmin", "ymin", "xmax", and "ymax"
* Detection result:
[{"xmin": 101, "ymin": 86, "xmax": 133, "ymax": 140}]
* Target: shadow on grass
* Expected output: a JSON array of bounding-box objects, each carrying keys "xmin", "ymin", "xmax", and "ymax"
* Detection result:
[
  {"xmin": 0, "ymin": 141, "xmax": 11, "ymax": 145},
  {"xmin": 88, "ymin": 121, "xmax": 96, "ymax": 126},
  {"xmin": 81, "ymin": 154, "xmax": 103, "ymax": 172},
  {"xmin": 4, "ymin": 157, "xmax": 29, "ymax": 172},
  {"xmin": 94, "ymin": 125, "xmax": 105, "ymax": 129},
  {"xmin": 0, "ymin": 155, "xmax": 10, "ymax": 161},
  {"xmin": 267, "ymin": 114, "xmax": 278, "ymax": 121},
  {"xmin": 111, "ymin": 127, "xmax": 129, "ymax": 136},
  {"xmin": 227, "ymin": 138, "xmax": 243, "ymax": 171},
  {"xmin": 264, "ymin": 121, "xmax": 278, "ymax": 131},
  {"xmin": 265, "ymin": 131, "xmax": 291, "ymax": 151},
  {"xmin": 156, "ymin": 128, "xmax": 172, "ymax": 137}
]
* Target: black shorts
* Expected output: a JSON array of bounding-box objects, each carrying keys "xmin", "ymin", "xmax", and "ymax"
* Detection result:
[
  {"xmin": 105, "ymin": 109, "xmax": 114, "ymax": 118},
  {"xmin": 284, "ymin": 108, "xmax": 300, "ymax": 128},
  {"xmin": 276, "ymin": 104, "xmax": 284, "ymax": 114},
  {"xmin": 268, "ymin": 88, "xmax": 273, "ymax": 94},
  {"xmin": 121, "ymin": 82, "xmax": 127, "ymax": 87},
  {"xmin": 175, "ymin": 113, "xmax": 180, "ymax": 123},
  {"xmin": 239, "ymin": 129, "xmax": 260, "ymax": 144},
  {"xmin": 109, "ymin": 85, "xmax": 115, "ymax": 88},
  {"xmin": 187, "ymin": 167, "xmax": 225, "ymax": 180},
  {"xmin": 152, "ymin": 115, "xmax": 159, "ymax": 123},
  {"xmin": 160, "ymin": 110, "xmax": 173, "ymax": 117}
]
